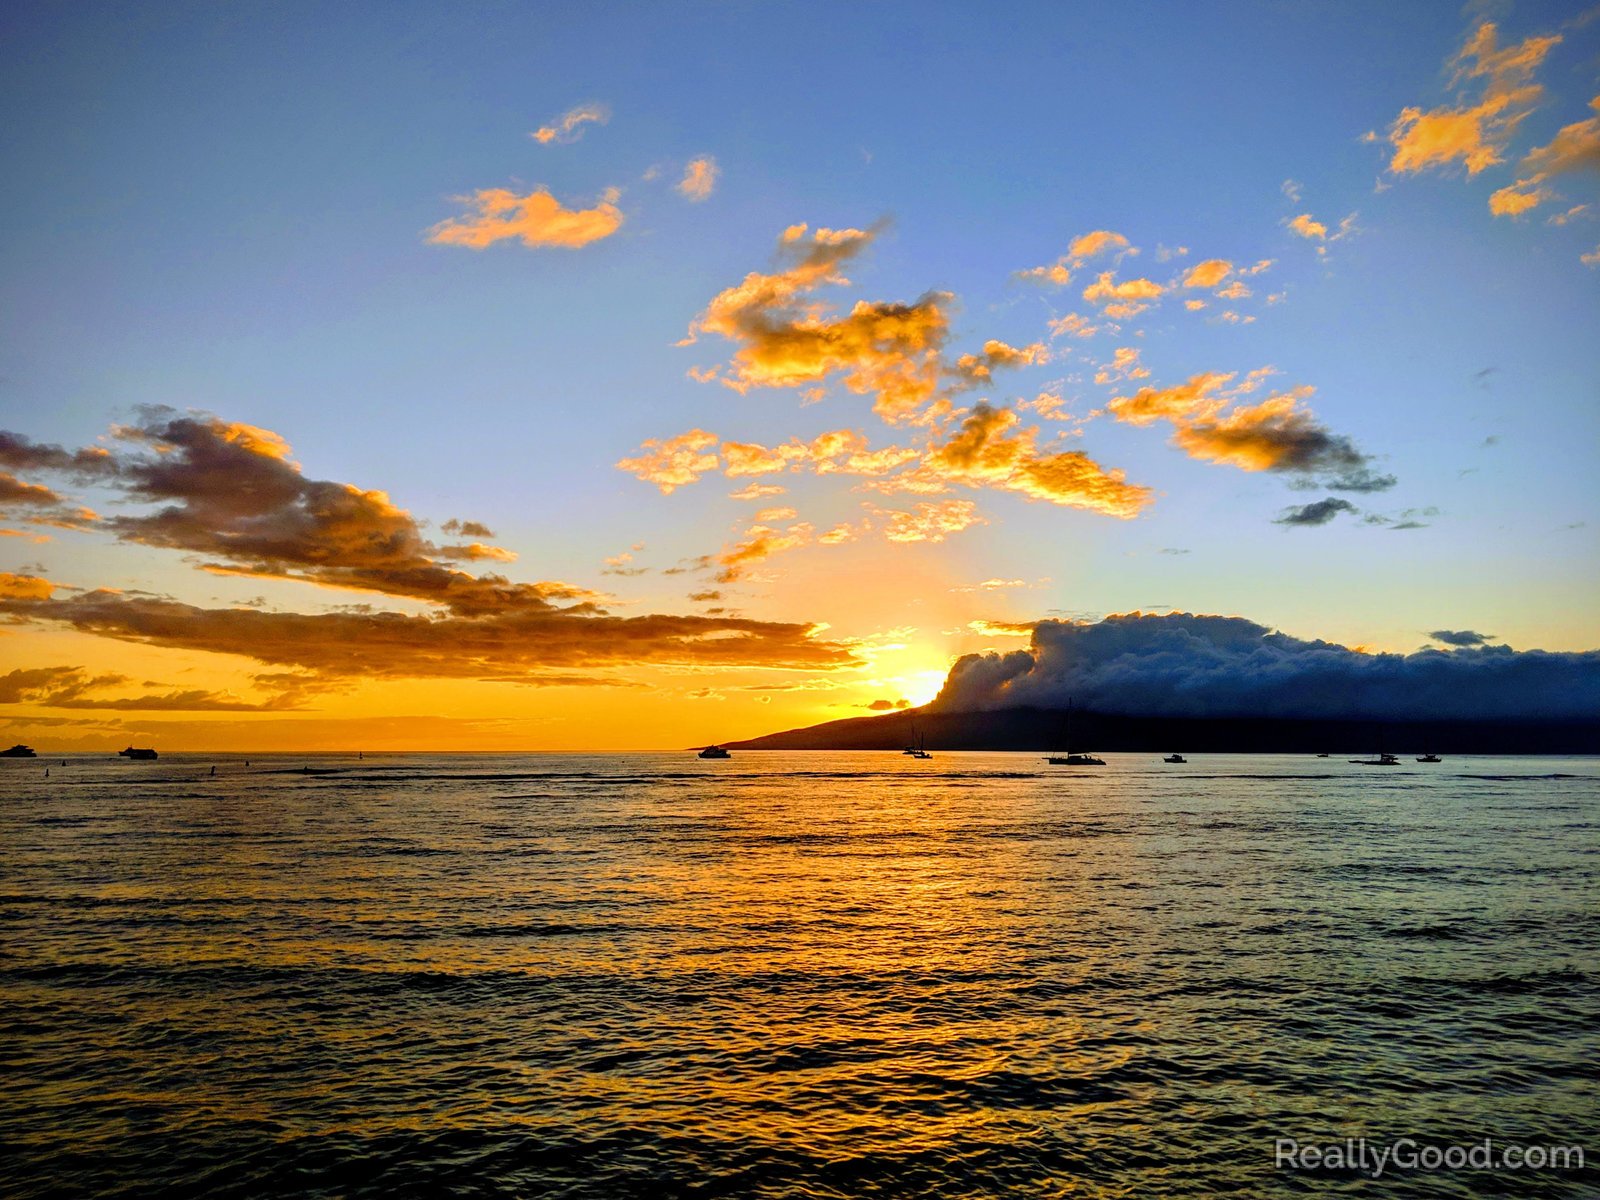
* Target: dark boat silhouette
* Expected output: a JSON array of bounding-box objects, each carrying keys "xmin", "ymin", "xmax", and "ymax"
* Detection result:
[
  {"xmin": 118, "ymin": 746, "xmax": 158, "ymax": 761},
  {"xmin": 2, "ymin": 744, "xmax": 37, "ymax": 758},
  {"xmin": 1044, "ymin": 701, "xmax": 1103, "ymax": 766},
  {"xmin": 1350, "ymin": 752, "xmax": 1400, "ymax": 766},
  {"xmin": 697, "ymin": 745, "xmax": 730, "ymax": 759},
  {"xmin": 1163, "ymin": 753, "xmax": 1186, "ymax": 764}
]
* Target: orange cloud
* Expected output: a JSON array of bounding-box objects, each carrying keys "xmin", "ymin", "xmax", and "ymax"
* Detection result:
[
  {"xmin": 428, "ymin": 186, "xmax": 623, "ymax": 249},
  {"xmin": 1520, "ymin": 96, "xmax": 1600, "ymax": 178},
  {"xmin": 677, "ymin": 156, "xmax": 719, "ymax": 202},
  {"xmin": 1387, "ymin": 22, "xmax": 1560, "ymax": 176},
  {"xmin": 1182, "ymin": 259, "xmax": 1232, "ymax": 288},
  {"xmin": 1082, "ymin": 272, "xmax": 1165, "ymax": 305},
  {"xmin": 924, "ymin": 403, "xmax": 1151, "ymax": 517},
  {"xmin": 721, "ymin": 440, "xmax": 809, "ymax": 477},
  {"xmin": 1490, "ymin": 96, "xmax": 1600, "ymax": 218},
  {"xmin": 531, "ymin": 102, "xmax": 610, "ymax": 145},
  {"xmin": 1489, "ymin": 182, "xmax": 1549, "ymax": 216},
  {"xmin": 0, "ymin": 572, "xmax": 53, "ymax": 600},
  {"xmin": 714, "ymin": 520, "xmax": 813, "ymax": 582},
  {"xmin": 4, "ymin": 588, "xmax": 858, "ymax": 680},
  {"xmin": 1106, "ymin": 372, "xmax": 1235, "ymax": 425},
  {"xmin": 951, "ymin": 339, "xmax": 1049, "ymax": 386},
  {"xmin": 1068, "ymin": 230, "xmax": 1132, "ymax": 261},
  {"xmin": 1107, "ymin": 374, "xmax": 1390, "ymax": 488},
  {"xmin": 1047, "ymin": 313, "xmax": 1100, "ymax": 339},
  {"xmin": 686, "ymin": 224, "xmax": 1047, "ymax": 423},
  {"xmin": 1287, "ymin": 213, "xmax": 1328, "ymax": 240},
  {"xmin": 436, "ymin": 542, "xmax": 518, "ymax": 563},
  {"xmin": 686, "ymin": 224, "xmax": 951, "ymax": 420},
  {"xmin": 1094, "ymin": 346, "xmax": 1150, "ymax": 385},
  {"xmin": 1171, "ymin": 388, "xmax": 1368, "ymax": 474},
  {"xmin": 616, "ymin": 430, "xmax": 720, "ymax": 492},
  {"xmin": 875, "ymin": 499, "xmax": 985, "ymax": 543},
  {"xmin": 1018, "ymin": 230, "xmax": 1133, "ymax": 285}
]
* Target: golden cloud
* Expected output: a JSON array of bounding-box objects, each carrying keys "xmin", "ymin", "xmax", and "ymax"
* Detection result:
[
  {"xmin": 677, "ymin": 156, "xmax": 719, "ymax": 202},
  {"xmin": 428, "ymin": 186, "xmax": 623, "ymax": 249}
]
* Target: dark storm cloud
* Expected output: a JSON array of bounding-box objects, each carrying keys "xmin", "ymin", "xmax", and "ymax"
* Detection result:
[
  {"xmin": 929, "ymin": 611, "xmax": 1599, "ymax": 720},
  {"xmin": 1429, "ymin": 629, "xmax": 1496, "ymax": 647},
  {"xmin": 1274, "ymin": 498, "xmax": 1357, "ymax": 526}
]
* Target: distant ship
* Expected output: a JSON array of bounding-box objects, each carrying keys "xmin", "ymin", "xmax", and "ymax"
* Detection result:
[
  {"xmin": 697, "ymin": 745, "xmax": 730, "ymax": 759},
  {"xmin": 1044, "ymin": 700, "xmax": 1103, "ymax": 766},
  {"xmin": 1350, "ymin": 752, "xmax": 1400, "ymax": 766},
  {"xmin": 1, "ymin": 744, "xmax": 37, "ymax": 758},
  {"xmin": 1163, "ymin": 753, "xmax": 1187, "ymax": 764},
  {"xmin": 1416, "ymin": 753, "xmax": 1442, "ymax": 763},
  {"xmin": 118, "ymin": 746, "xmax": 158, "ymax": 761}
]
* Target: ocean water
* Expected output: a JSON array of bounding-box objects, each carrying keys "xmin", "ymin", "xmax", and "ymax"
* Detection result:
[{"xmin": 2, "ymin": 751, "xmax": 1596, "ymax": 1198}]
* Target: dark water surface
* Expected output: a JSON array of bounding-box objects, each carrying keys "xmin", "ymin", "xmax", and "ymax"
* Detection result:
[{"xmin": 2, "ymin": 751, "xmax": 1596, "ymax": 1198}]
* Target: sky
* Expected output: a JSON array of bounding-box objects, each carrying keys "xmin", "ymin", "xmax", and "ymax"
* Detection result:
[{"xmin": 1, "ymin": 0, "xmax": 1597, "ymax": 751}]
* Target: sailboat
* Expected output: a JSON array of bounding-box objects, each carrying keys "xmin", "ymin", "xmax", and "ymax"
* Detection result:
[
  {"xmin": 903, "ymin": 717, "xmax": 931, "ymax": 758},
  {"xmin": 1044, "ymin": 700, "xmax": 1104, "ymax": 766}
]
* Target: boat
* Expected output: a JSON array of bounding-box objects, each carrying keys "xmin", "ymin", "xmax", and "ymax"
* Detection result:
[
  {"xmin": 905, "ymin": 726, "xmax": 932, "ymax": 759},
  {"xmin": 1, "ymin": 744, "xmax": 37, "ymax": 758},
  {"xmin": 697, "ymin": 745, "xmax": 730, "ymax": 759},
  {"xmin": 1044, "ymin": 700, "xmax": 1104, "ymax": 766},
  {"xmin": 1163, "ymin": 753, "xmax": 1186, "ymax": 764},
  {"xmin": 1416, "ymin": 753, "xmax": 1442, "ymax": 763},
  {"xmin": 118, "ymin": 746, "xmax": 158, "ymax": 761},
  {"xmin": 1350, "ymin": 752, "xmax": 1400, "ymax": 766}
]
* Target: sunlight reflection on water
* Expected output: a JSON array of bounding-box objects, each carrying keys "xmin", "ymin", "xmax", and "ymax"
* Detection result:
[{"xmin": 3, "ymin": 752, "xmax": 1597, "ymax": 1197}]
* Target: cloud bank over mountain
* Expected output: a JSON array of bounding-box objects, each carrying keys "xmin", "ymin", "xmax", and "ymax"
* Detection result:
[{"xmin": 930, "ymin": 611, "xmax": 1599, "ymax": 720}]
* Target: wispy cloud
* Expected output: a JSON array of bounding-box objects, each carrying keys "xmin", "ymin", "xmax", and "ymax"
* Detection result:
[
  {"xmin": 531, "ymin": 102, "xmax": 610, "ymax": 145},
  {"xmin": 677, "ymin": 156, "xmax": 719, "ymax": 202}
]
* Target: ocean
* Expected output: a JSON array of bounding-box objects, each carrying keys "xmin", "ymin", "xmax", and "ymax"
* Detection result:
[{"xmin": 2, "ymin": 752, "xmax": 1596, "ymax": 1198}]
